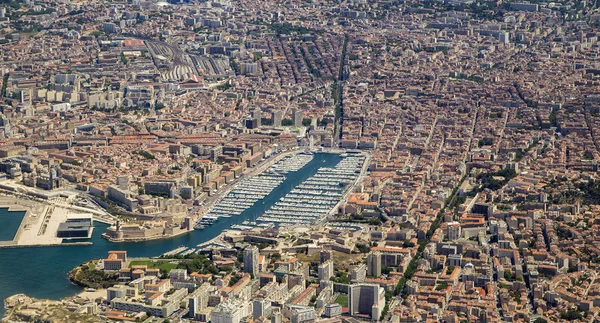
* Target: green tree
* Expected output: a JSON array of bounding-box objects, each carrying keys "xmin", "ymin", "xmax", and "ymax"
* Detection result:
[
  {"xmin": 160, "ymin": 268, "xmax": 169, "ymax": 278},
  {"xmin": 560, "ymin": 309, "xmax": 583, "ymax": 320}
]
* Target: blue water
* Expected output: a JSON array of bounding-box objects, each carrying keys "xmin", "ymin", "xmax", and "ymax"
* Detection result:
[
  {"xmin": 0, "ymin": 208, "xmax": 25, "ymax": 241},
  {"xmin": 0, "ymin": 153, "xmax": 341, "ymax": 316}
]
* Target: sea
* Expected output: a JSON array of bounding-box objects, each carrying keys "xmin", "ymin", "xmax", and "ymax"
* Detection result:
[{"xmin": 0, "ymin": 152, "xmax": 341, "ymax": 316}]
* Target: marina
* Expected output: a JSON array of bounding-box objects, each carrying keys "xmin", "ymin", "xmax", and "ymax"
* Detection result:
[
  {"xmin": 194, "ymin": 153, "xmax": 314, "ymax": 229},
  {"xmin": 256, "ymin": 154, "xmax": 366, "ymax": 227}
]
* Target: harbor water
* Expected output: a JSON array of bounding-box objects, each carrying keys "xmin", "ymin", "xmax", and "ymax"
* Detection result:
[
  {"xmin": 0, "ymin": 152, "xmax": 342, "ymax": 316},
  {"xmin": 0, "ymin": 208, "xmax": 25, "ymax": 241}
]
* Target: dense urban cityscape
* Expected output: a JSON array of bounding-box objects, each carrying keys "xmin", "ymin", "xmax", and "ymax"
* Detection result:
[{"xmin": 0, "ymin": 0, "xmax": 600, "ymax": 322}]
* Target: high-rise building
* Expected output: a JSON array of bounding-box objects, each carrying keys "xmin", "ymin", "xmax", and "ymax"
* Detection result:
[
  {"xmin": 116, "ymin": 175, "xmax": 129, "ymax": 190},
  {"xmin": 318, "ymin": 260, "xmax": 334, "ymax": 281},
  {"xmin": 292, "ymin": 108, "xmax": 303, "ymax": 127},
  {"xmin": 350, "ymin": 264, "xmax": 367, "ymax": 283},
  {"xmin": 320, "ymin": 250, "xmax": 332, "ymax": 263},
  {"xmin": 348, "ymin": 284, "xmax": 386, "ymax": 320},
  {"xmin": 243, "ymin": 245, "xmax": 259, "ymax": 276},
  {"xmin": 272, "ymin": 110, "xmax": 283, "ymax": 127},
  {"xmin": 253, "ymin": 107, "xmax": 262, "ymax": 127},
  {"xmin": 211, "ymin": 298, "xmax": 252, "ymax": 323},
  {"xmin": 367, "ymin": 252, "xmax": 381, "ymax": 277},
  {"xmin": 498, "ymin": 31, "xmax": 509, "ymax": 44},
  {"xmin": 189, "ymin": 296, "xmax": 199, "ymax": 318},
  {"xmin": 188, "ymin": 283, "xmax": 213, "ymax": 319},
  {"xmin": 447, "ymin": 222, "xmax": 461, "ymax": 241},
  {"xmin": 252, "ymin": 298, "xmax": 271, "ymax": 319},
  {"xmin": 245, "ymin": 118, "xmax": 258, "ymax": 129},
  {"xmin": 271, "ymin": 307, "xmax": 283, "ymax": 323},
  {"xmin": 252, "ymin": 107, "xmax": 261, "ymax": 120}
]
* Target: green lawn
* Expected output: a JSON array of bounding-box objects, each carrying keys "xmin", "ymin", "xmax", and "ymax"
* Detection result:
[
  {"xmin": 335, "ymin": 294, "xmax": 348, "ymax": 307},
  {"xmin": 129, "ymin": 259, "xmax": 178, "ymax": 272}
]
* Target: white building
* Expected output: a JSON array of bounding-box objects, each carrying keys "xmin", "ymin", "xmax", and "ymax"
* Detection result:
[
  {"xmin": 318, "ymin": 260, "xmax": 334, "ymax": 281},
  {"xmin": 324, "ymin": 303, "xmax": 343, "ymax": 317},
  {"xmin": 348, "ymin": 283, "xmax": 385, "ymax": 321},
  {"xmin": 447, "ymin": 221, "xmax": 462, "ymax": 241},
  {"xmin": 211, "ymin": 298, "xmax": 252, "ymax": 323}
]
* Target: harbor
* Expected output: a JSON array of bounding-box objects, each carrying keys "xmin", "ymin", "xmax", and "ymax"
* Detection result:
[
  {"xmin": 0, "ymin": 152, "xmax": 345, "ymax": 314},
  {"xmin": 194, "ymin": 153, "xmax": 314, "ymax": 229},
  {"xmin": 192, "ymin": 152, "xmax": 366, "ymax": 234},
  {"xmin": 256, "ymin": 154, "xmax": 366, "ymax": 227}
]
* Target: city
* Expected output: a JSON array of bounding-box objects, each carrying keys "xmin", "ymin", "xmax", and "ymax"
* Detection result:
[{"xmin": 0, "ymin": 0, "xmax": 600, "ymax": 322}]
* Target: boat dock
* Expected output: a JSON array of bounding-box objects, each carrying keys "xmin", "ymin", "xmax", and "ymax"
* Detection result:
[
  {"xmin": 194, "ymin": 153, "xmax": 314, "ymax": 229},
  {"xmin": 256, "ymin": 154, "xmax": 366, "ymax": 227}
]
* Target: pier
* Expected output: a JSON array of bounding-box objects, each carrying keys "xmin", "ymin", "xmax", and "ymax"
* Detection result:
[
  {"xmin": 257, "ymin": 154, "xmax": 366, "ymax": 227},
  {"xmin": 194, "ymin": 151, "xmax": 368, "ymax": 231},
  {"xmin": 195, "ymin": 152, "xmax": 315, "ymax": 229}
]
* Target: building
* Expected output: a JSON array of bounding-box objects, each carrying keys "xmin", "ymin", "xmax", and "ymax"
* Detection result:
[
  {"xmin": 272, "ymin": 110, "xmax": 283, "ymax": 127},
  {"xmin": 110, "ymin": 288, "xmax": 187, "ymax": 318},
  {"xmin": 318, "ymin": 260, "xmax": 334, "ymax": 281},
  {"xmin": 351, "ymin": 264, "xmax": 367, "ymax": 283},
  {"xmin": 104, "ymin": 251, "xmax": 128, "ymax": 271},
  {"xmin": 320, "ymin": 250, "xmax": 332, "ymax": 263},
  {"xmin": 189, "ymin": 295, "xmax": 199, "ymax": 319},
  {"xmin": 246, "ymin": 118, "xmax": 259, "ymax": 129},
  {"xmin": 169, "ymin": 269, "xmax": 188, "ymax": 281},
  {"xmin": 498, "ymin": 31, "xmax": 509, "ymax": 44},
  {"xmin": 107, "ymin": 285, "xmax": 137, "ymax": 302},
  {"xmin": 244, "ymin": 245, "xmax": 259, "ymax": 276},
  {"xmin": 447, "ymin": 222, "xmax": 462, "ymax": 241},
  {"xmin": 285, "ymin": 305, "xmax": 315, "ymax": 323},
  {"xmin": 211, "ymin": 298, "xmax": 251, "ymax": 323},
  {"xmin": 252, "ymin": 298, "xmax": 271, "ymax": 319},
  {"xmin": 56, "ymin": 217, "xmax": 93, "ymax": 239},
  {"xmin": 348, "ymin": 284, "xmax": 385, "ymax": 320},
  {"xmin": 241, "ymin": 62, "xmax": 258, "ymax": 75},
  {"xmin": 107, "ymin": 185, "xmax": 138, "ymax": 211},
  {"xmin": 324, "ymin": 303, "xmax": 343, "ymax": 318},
  {"xmin": 0, "ymin": 145, "xmax": 25, "ymax": 158},
  {"xmin": 252, "ymin": 107, "xmax": 262, "ymax": 128},
  {"xmin": 292, "ymin": 109, "xmax": 303, "ymax": 127},
  {"xmin": 188, "ymin": 283, "xmax": 213, "ymax": 320},
  {"xmin": 367, "ymin": 252, "xmax": 381, "ymax": 277},
  {"xmin": 116, "ymin": 175, "xmax": 129, "ymax": 190},
  {"xmin": 271, "ymin": 307, "xmax": 283, "ymax": 323}
]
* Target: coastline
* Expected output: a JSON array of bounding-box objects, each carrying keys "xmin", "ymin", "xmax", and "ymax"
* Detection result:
[
  {"xmin": 0, "ymin": 242, "xmax": 92, "ymax": 249},
  {"xmin": 0, "ymin": 151, "xmax": 344, "ymax": 317}
]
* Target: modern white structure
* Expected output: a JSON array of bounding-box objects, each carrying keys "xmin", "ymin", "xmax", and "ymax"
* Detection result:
[
  {"xmin": 318, "ymin": 260, "xmax": 334, "ymax": 281},
  {"xmin": 348, "ymin": 283, "xmax": 386, "ymax": 321},
  {"xmin": 211, "ymin": 298, "xmax": 252, "ymax": 323}
]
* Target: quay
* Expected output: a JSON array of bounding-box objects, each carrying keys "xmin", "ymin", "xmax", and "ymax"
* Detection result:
[{"xmin": 0, "ymin": 242, "xmax": 93, "ymax": 249}]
